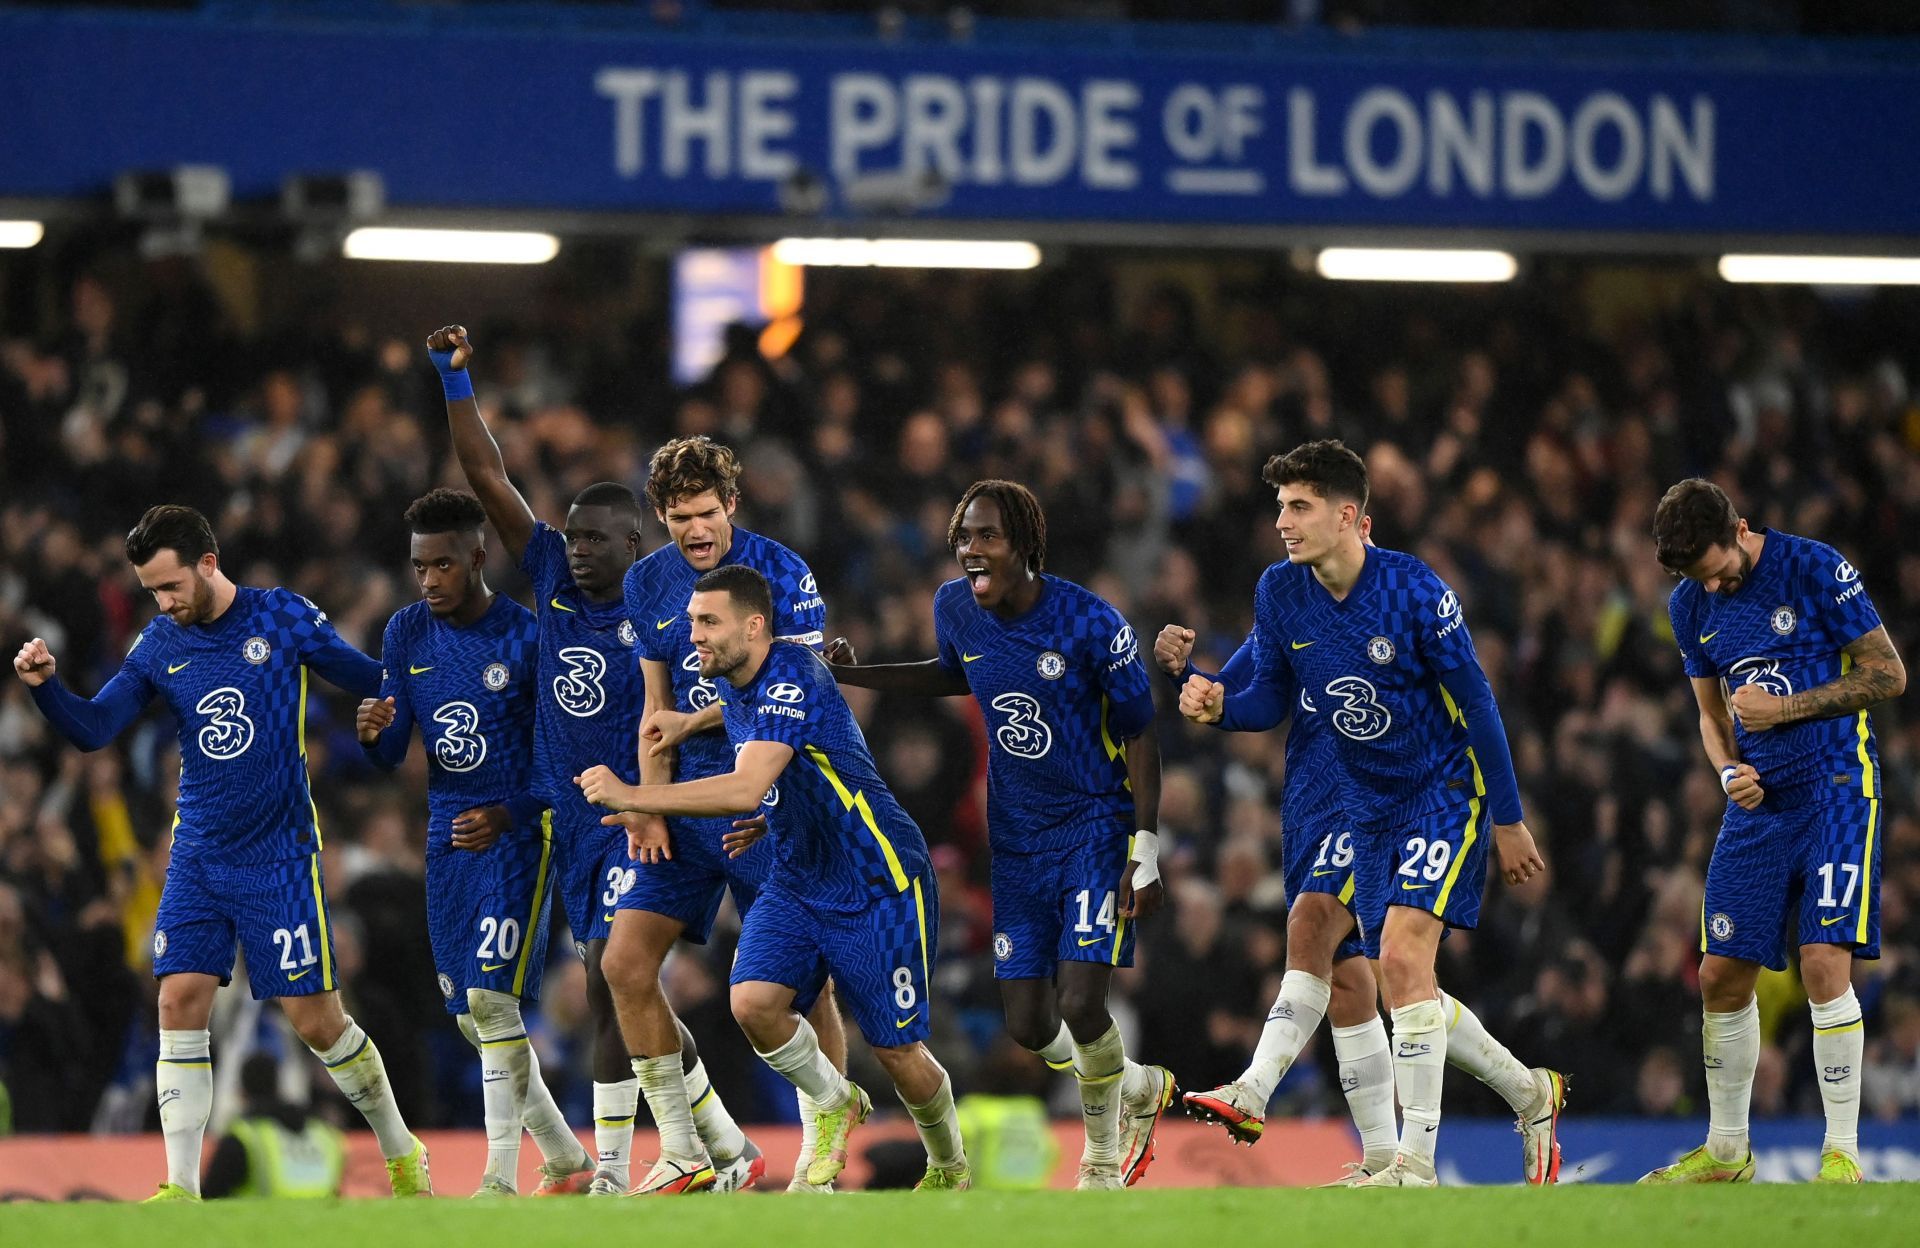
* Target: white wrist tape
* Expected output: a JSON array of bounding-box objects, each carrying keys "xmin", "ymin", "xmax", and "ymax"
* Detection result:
[
  {"xmin": 1130, "ymin": 830, "xmax": 1161, "ymax": 890},
  {"xmin": 1719, "ymin": 765, "xmax": 1740, "ymax": 795}
]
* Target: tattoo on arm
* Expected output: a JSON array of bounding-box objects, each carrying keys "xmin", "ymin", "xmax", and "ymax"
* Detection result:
[{"xmin": 1784, "ymin": 627, "xmax": 1907, "ymax": 723}]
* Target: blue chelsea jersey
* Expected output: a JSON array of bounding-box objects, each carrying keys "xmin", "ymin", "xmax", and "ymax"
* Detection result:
[
  {"xmin": 722, "ymin": 642, "xmax": 930, "ymax": 912},
  {"xmin": 1670, "ymin": 528, "xmax": 1884, "ymax": 803},
  {"xmin": 1249, "ymin": 549, "xmax": 1485, "ymax": 832},
  {"xmin": 931, "ymin": 575, "xmax": 1152, "ymax": 853},
  {"xmin": 522, "ymin": 524, "xmax": 644, "ymax": 819},
  {"xmin": 626, "ymin": 527, "xmax": 825, "ymax": 783},
  {"xmin": 366, "ymin": 596, "xmax": 541, "ymax": 854}
]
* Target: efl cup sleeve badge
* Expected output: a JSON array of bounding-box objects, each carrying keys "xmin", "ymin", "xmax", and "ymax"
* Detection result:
[
  {"xmin": 993, "ymin": 932, "xmax": 1013, "ymax": 961},
  {"xmin": 1771, "ymin": 606, "xmax": 1797, "ymax": 634},
  {"xmin": 243, "ymin": 636, "xmax": 271, "ymax": 664},
  {"xmin": 484, "ymin": 662, "xmax": 511, "ymax": 691},
  {"xmin": 618, "ymin": 619, "xmax": 637, "ymax": 647},
  {"xmin": 1368, "ymin": 636, "xmax": 1396, "ymax": 665},
  {"xmin": 1037, "ymin": 651, "xmax": 1066, "ymax": 680}
]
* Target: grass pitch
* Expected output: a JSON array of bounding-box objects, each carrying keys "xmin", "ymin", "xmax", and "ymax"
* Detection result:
[{"xmin": 1, "ymin": 1185, "xmax": 1915, "ymax": 1248}]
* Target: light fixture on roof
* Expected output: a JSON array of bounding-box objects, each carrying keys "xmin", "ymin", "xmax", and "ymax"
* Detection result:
[
  {"xmin": 1316, "ymin": 247, "xmax": 1518, "ymax": 283},
  {"xmin": 771, "ymin": 237, "xmax": 1040, "ymax": 270},
  {"xmin": 1717, "ymin": 254, "xmax": 1920, "ymax": 285},
  {"xmin": 342, "ymin": 227, "xmax": 560, "ymax": 265}
]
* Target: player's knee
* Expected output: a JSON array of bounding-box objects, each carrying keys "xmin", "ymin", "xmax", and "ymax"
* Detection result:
[
  {"xmin": 1697, "ymin": 956, "xmax": 1753, "ymax": 1011},
  {"xmin": 600, "ymin": 936, "xmax": 664, "ymax": 996},
  {"xmin": 467, "ymin": 988, "xmax": 525, "ymax": 1041},
  {"xmin": 1375, "ymin": 944, "xmax": 1429, "ymax": 1005},
  {"xmin": 1000, "ymin": 1002, "xmax": 1055, "ymax": 1053},
  {"xmin": 730, "ymin": 982, "xmax": 784, "ymax": 1042},
  {"xmin": 1054, "ymin": 983, "xmax": 1110, "ymax": 1041},
  {"xmin": 1284, "ymin": 899, "xmax": 1345, "ymax": 974}
]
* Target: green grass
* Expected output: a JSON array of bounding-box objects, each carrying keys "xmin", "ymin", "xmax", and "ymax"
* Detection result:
[{"xmin": 2, "ymin": 1186, "xmax": 1917, "ymax": 1248}]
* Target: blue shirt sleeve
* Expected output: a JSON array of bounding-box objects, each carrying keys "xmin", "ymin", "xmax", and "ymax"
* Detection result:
[
  {"xmin": 1414, "ymin": 573, "xmax": 1479, "ymax": 675},
  {"xmin": 933, "ymin": 588, "xmax": 964, "ymax": 675},
  {"xmin": 520, "ymin": 523, "xmax": 567, "ymax": 597},
  {"xmin": 286, "ymin": 592, "xmax": 382, "ymax": 697},
  {"xmin": 28, "ymin": 642, "xmax": 156, "ymax": 752},
  {"xmin": 361, "ymin": 615, "xmax": 414, "ymax": 770},
  {"xmin": 1217, "ymin": 582, "xmax": 1295, "ymax": 733},
  {"xmin": 730, "ymin": 656, "xmax": 812, "ymax": 753},
  {"xmin": 1092, "ymin": 610, "xmax": 1154, "ymax": 742},
  {"xmin": 771, "ymin": 555, "xmax": 825, "ymax": 649},
  {"xmin": 1437, "ymin": 663, "xmax": 1525, "ymax": 825},
  {"xmin": 1809, "ymin": 544, "xmax": 1883, "ymax": 647},
  {"xmin": 627, "ymin": 563, "xmax": 671, "ymax": 664},
  {"xmin": 1669, "ymin": 585, "xmax": 1714, "ymax": 679}
]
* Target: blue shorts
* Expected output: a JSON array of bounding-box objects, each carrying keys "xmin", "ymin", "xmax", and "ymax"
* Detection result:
[
  {"xmin": 1704, "ymin": 793, "xmax": 1882, "ymax": 972},
  {"xmin": 615, "ymin": 812, "xmax": 779, "ymax": 945},
  {"xmin": 732, "ymin": 873, "xmax": 936, "ymax": 1048},
  {"xmin": 548, "ymin": 805, "xmax": 627, "ymax": 955},
  {"xmin": 1282, "ymin": 816, "xmax": 1369, "ymax": 964},
  {"xmin": 425, "ymin": 814, "xmax": 556, "ymax": 1015},
  {"xmin": 153, "ymin": 850, "xmax": 339, "ymax": 1000},
  {"xmin": 988, "ymin": 833, "xmax": 1136, "ymax": 980},
  {"xmin": 1352, "ymin": 798, "xmax": 1489, "ymax": 956}
]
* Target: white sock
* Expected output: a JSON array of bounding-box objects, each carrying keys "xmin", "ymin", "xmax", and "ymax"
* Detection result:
[
  {"xmin": 1441, "ymin": 992, "xmax": 1537, "ymax": 1112},
  {"xmin": 795, "ymin": 1091, "xmax": 822, "ymax": 1173},
  {"xmin": 1810, "ymin": 987, "xmax": 1864, "ymax": 1160},
  {"xmin": 901, "ymin": 1069, "xmax": 967, "ymax": 1170},
  {"xmin": 1243, "ymin": 970, "xmax": 1331, "ymax": 1104},
  {"xmin": 634, "ymin": 1053, "xmax": 705, "ymax": 1163},
  {"xmin": 758, "ymin": 1019, "xmax": 851, "ymax": 1110},
  {"xmin": 1703, "ymin": 996, "xmax": 1760, "ymax": 1163},
  {"xmin": 1391, "ymin": 998, "xmax": 1448, "ymax": 1164},
  {"xmin": 685, "ymin": 1056, "xmax": 749, "ymax": 1163},
  {"xmin": 1032, "ymin": 1021, "xmax": 1075, "ymax": 1072},
  {"xmin": 313, "ymin": 1017, "xmax": 413, "ymax": 1159},
  {"xmin": 468, "ymin": 991, "xmax": 533, "ymax": 1187},
  {"xmin": 458, "ymin": 1012, "xmax": 582, "ymax": 1169},
  {"xmin": 593, "ymin": 1079, "xmax": 639, "ymax": 1185},
  {"xmin": 1331, "ymin": 1016, "xmax": 1398, "ymax": 1167},
  {"xmin": 156, "ymin": 1028, "xmax": 212, "ymax": 1195},
  {"xmin": 1072, "ymin": 1025, "xmax": 1126, "ymax": 1169}
]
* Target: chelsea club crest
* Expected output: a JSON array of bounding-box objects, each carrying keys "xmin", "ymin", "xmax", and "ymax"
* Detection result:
[
  {"xmin": 1368, "ymin": 636, "xmax": 1396, "ymax": 665},
  {"xmin": 484, "ymin": 662, "xmax": 510, "ymax": 691},
  {"xmin": 1771, "ymin": 606, "xmax": 1797, "ymax": 635},
  {"xmin": 243, "ymin": 636, "xmax": 271, "ymax": 665},
  {"xmin": 1036, "ymin": 651, "xmax": 1066, "ymax": 680},
  {"xmin": 618, "ymin": 619, "xmax": 637, "ymax": 647}
]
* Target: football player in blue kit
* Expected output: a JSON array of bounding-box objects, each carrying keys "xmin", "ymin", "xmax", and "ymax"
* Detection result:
[
  {"xmin": 1641, "ymin": 479, "xmax": 1905, "ymax": 1185},
  {"xmin": 430, "ymin": 326, "xmax": 763, "ymax": 1195},
  {"xmin": 824, "ymin": 481, "xmax": 1176, "ymax": 1191},
  {"xmin": 1180, "ymin": 441, "xmax": 1549, "ymax": 1188},
  {"xmin": 356, "ymin": 488, "xmax": 589, "ymax": 1195},
  {"xmin": 616, "ymin": 435, "xmax": 845, "ymax": 1192},
  {"xmin": 13, "ymin": 505, "xmax": 429, "ymax": 1200},
  {"xmin": 579, "ymin": 566, "xmax": 970, "ymax": 1192}
]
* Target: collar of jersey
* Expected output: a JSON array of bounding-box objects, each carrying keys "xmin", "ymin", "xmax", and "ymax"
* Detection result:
[{"xmin": 972, "ymin": 574, "xmax": 1052, "ymax": 630}]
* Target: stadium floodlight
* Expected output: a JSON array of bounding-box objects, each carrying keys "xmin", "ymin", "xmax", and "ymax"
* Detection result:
[
  {"xmin": 1717, "ymin": 254, "xmax": 1920, "ymax": 285},
  {"xmin": 342, "ymin": 228, "xmax": 560, "ymax": 264},
  {"xmin": 771, "ymin": 238, "xmax": 1041, "ymax": 270},
  {"xmin": 0, "ymin": 221, "xmax": 44, "ymax": 249},
  {"xmin": 1316, "ymin": 248, "xmax": 1518, "ymax": 282}
]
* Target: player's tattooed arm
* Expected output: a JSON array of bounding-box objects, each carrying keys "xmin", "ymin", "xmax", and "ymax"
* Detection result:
[
  {"xmin": 822, "ymin": 638, "xmax": 971, "ymax": 696},
  {"xmin": 1765, "ymin": 626, "xmax": 1908, "ymax": 727},
  {"xmin": 428, "ymin": 324, "xmax": 537, "ymax": 561}
]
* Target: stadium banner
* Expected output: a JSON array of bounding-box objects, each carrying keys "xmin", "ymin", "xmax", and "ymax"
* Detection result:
[
  {"xmin": 3, "ymin": 1117, "xmax": 1916, "ymax": 1198},
  {"xmin": 2, "ymin": 12, "xmax": 1919, "ymax": 236}
]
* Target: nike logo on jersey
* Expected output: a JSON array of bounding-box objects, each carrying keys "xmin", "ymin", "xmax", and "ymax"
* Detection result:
[
  {"xmin": 409, "ymin": 664, "xmax": 434, "ymax": 675},
  {"xmin": 287, "ymin": 969, "xmax": 311, "ymax": 982},
  {"xmin": 896, "ymin": 1013, "xmax": 920, "ymax": 1029},
  {"xmin": 1077, "ymin": 936, "xmax": 1108, "ymax": 947},
  {"xmin": 1401, "ymin": 881, "xmax": 1433, "ymax": 892},
  {"xmin": 656, "ymin": 619, "xmax": 675, "ymax": 630},
  {"xmin": 1699, "ymin": 630, "xmax": 1720, "ymax": 643},
  {"xmin": 963, "ymin": 653, "xmax": 985, "ymax": 662},
  {"xmin": 481, "ymin": 962, "xmax": 507, "ymax": 972},
  {"xmin": 167, "ymin": 660, "xmax": 192, "ymax": 674},
  {"xmin": 1290, "ymin": 640, "xmax": 1315, "ymax": 650},
  {"xmin": 1312, "ymin": 869, "xmax": 1338, "ymax": 878},
  {"xmin": 550, "ymin": 598, "xmax": 577, "ymax": 614},
  {"xmin": 1820, "ymin": 913, "xmax": 1850, "ymax": 927},
  {"xmin": 601, "ymin": 912, "xmax": 616, "ymax": 924}
]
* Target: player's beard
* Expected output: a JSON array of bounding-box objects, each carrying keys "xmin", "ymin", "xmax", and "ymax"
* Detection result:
[
  {"xmin": 1719, "ymin": 546, "xmax": 1754, "ymax": 595},
  {"xmin": 699, "ymin": 640, "xmax": 746, "ymax": 684},
  {"xmin": 175, "ymin": 574, "xmax": 216, "ymax": 626}
]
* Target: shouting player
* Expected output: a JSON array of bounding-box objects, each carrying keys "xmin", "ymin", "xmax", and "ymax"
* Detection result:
[
  {"xmin": 1642, "ymin": 479, "xmax": 1905, "ymax": 1184},
  {"xmin": 13, "ymin": 505, "xmax": 430, "ymax": 1200},
  {"xmin": 356, "ymin": 489, "xmax": 589, "ymax": 1195},
  {"xmin": 1179, "ymin": 441, "xmax": 1549, "ymax": 1188},
  {"xmin": 580, "ymin": 566, "xmax": 969, "ymax": 1191},
  {"xmin": 617, "ymin": 436, "xmax": 844, "ymax": 1191},
  {"xmin": 431, "ymin": 328, "xmax": 761, "ymax": 1194},
  {"xmin": 824, "ymin": 480, "xmax": 1176, "ymax": 1190}
]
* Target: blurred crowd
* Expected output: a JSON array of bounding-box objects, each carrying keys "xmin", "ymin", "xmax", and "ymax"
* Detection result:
[{"xmin": 2, "ymin": 247, "xmax": 1919, "ymax": 1141}]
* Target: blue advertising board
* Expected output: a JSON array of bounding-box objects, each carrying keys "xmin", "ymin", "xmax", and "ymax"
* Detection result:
[{"xmin": 2, "ymin": 9, "xmax": 1918, "ymax": 236}]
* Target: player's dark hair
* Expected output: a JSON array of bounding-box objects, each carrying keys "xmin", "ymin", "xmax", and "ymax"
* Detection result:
[
  {"xmin": 403, "ymin": 488, "xmax": 488, "ymax": 537},
  {"xmin": 1262, "ymin": 439, "xmax": 1370, "ymax": 512},
  {"xmin": 573, "ymin": 481, "xmax": 641, "ymax": 519},
  {"xmin": 125, "ymin": 504, "xmax": 218, "ymax": 567},
  {"xmin": 693, "ymin": 564, "xmax": 774, "ymax": 623},
  {"xmin": 948, "ymin": 479, "xmax": 1047, "ymax": 573},
  {"xmin": 1652, "ymin": 478, "xmax": 1740, "ymax": 570},
  {"xmin": 646, "ymin": 436, "xmax": 741, "ymax": 513}
]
